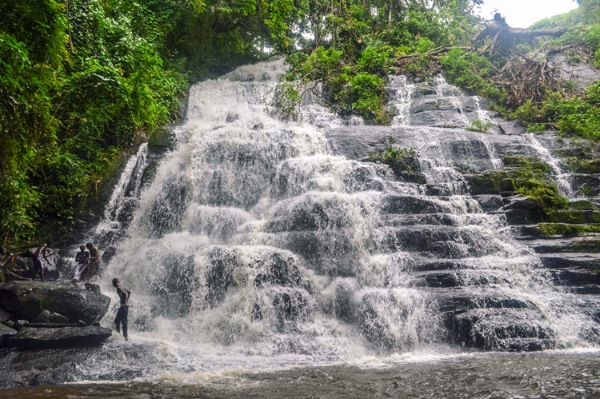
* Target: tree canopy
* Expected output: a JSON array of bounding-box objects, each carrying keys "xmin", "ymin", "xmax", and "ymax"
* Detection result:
[{"xmin": 1, "ymin": 0, "xmax": 599, "ymax": 246}]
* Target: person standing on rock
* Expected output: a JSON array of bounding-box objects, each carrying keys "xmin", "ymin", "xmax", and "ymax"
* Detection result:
[
  {"xmin": 82, "ymin": 242, "xmax": 100, "ymax": 281},
  {"xmin": 72, "ymin": 245, "xmax": 90, "ymax": 284},
  {"xmin": 113, "ymin": 278, "xmax": 131, "ymax": 340},
  {"xmin": 21, "ymin": 243, "xmax": 48, "ymax": 281}
]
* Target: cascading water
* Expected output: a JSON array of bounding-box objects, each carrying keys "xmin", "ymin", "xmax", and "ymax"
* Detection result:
[
  {"xmin": 92, "ymin": 59, "xmax": 598, "ymax": 379},
  {"xmin": 525, "ymin": 133, "xmax": 577, "ymax": 199},
  {"xmin": 58, "ymin": 143, "xmax": 150, "ymax": 280}
]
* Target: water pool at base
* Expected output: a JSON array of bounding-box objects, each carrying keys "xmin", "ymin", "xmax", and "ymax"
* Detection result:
[{"xmin": 3, "ymin": 350, "xmax": 600, "ymax": 399}]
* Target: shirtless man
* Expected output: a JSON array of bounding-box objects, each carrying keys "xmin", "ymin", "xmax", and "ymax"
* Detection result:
[
  {"xmin": 21, "ymin": 244, "xmax": 48, "ymax": 281},
  {"xmin": 113, "ymin": 278, "xmax": 131, "ymax": 340}
]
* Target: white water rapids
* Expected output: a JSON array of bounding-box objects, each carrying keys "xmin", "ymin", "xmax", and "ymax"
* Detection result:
[{"xmin": 85, "ymin": 59, "xmax": 599, "ymax": 381}]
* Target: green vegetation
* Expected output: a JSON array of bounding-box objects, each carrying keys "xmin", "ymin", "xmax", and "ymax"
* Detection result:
[
  {"xmin": 278, "ymin": 1, "xmax": 484, "ymax": 123},
  {"xmin": 505, "ymin": 157, "xmax": 568, "ymax": 211},
  {"xmin": 468, "ymin": 156, "xmax": 568, "ymax": 213},
  {"xmin": 466, "ymin": 119, "xmax": 493, "ymax": 133},
  {"xmin": 0, "ymin": 0, "xmax": 312, "ymax": 244},
  {"xmin": 2, "ymin": 0, "xmax": 600, "ymax": 247},
  {"xmin": 440, "ymin": 49, "xmax": 507, "ymax": 109},
  {"xmin": 368, "ymin": 138, "xmax": 424, "ymax": 183},
  {"xmin": 537, "ymin": 223, "xmax": 600, "ymax": 237}
]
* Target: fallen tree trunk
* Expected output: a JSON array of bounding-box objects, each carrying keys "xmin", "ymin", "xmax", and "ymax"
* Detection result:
[
  {"xmin": 473, "ymin": 22, "xmax": 566, "ymax": 43},
  {"xmin": 472, "ymin": 16, "xmax": 566, "ymax": 54}
]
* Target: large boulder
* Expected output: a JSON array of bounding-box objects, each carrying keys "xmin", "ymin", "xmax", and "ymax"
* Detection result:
[
  {"xmin": 0, "ymin": 281, "xmax": 110, "ymax": 325},
  {"xmin": 7, "ymin": 326, "xmax": 112, "ymax": 349}
]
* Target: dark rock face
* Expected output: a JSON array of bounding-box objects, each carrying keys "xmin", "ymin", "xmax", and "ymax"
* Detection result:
[
  {"xmin": 0, "ymin": 281, "xmax": 111, "ymax": 325},
  {"xmin": 8, "ymin": 326, "xmax": 112, "ymax": 349},
  {"xmin": 325, "ymin": 80, "xmax": 600, "ymax": 352},
  {"xmin": 0, "ymin": 323, "xmax": 17, "ymax": 346}
]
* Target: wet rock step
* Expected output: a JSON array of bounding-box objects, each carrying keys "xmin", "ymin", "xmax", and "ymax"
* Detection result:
[
  {"xmin": 489, "ymin": 338, "xmax": 558, "ymax": 352},
  {"xmin": 433, "ymin": 290, "xmax": 533, "ymax": 313},
  {"xmin": 510, "ymin": 224, "xmax": 600, "ymax": 239},
  {"xmin": 539, "ymin": 253, "xmax": 600, "ymax": 269},
  {"xmin": 380, "ymin": 213, "xmax": 492, "ymax": 228},
  {"xmin": 412, "ymin": 260, "xmax": 472, "ymax": 272},
  {"xmin": 525, "ymin": 237, "xmax": 600, "ymax": 254},
  {"xmin": 7, "ymin": 326, "xmax": 112, "ymax": 350},
  {"xmin": 424, "ymin": 183, "xmax": 470, "ymax": 196},
  {"xmin": 412, "ymin": 270, "xmax": 511, "ymax": 288},
  {"xmin": 411, "ymin": 257, "xmax": 529, "ymax": 273},
  {"xmin": 567, "ymin": 285, "xmax": 600, "ymax": 295},
  {"xmin": 550, "ymin": 268, "xmax": 599, "ymax": 286},
  {"xmin": 444, "ymin": 308, "xmax": 556, "ymax": 351},
  {"xmin": 381, "ymin": 195, "xmax": 480, "ymax": 215},
  {"xmin": 571, "ymin": 173, "xmax": 600, "ymax": 197},
  {"xmin": 378, "ymin": 226, "xmax": 505, "ymax": 258},
  {"xmin": 472, "ymin": 195, "xmax": 504, "ymax": 212}
]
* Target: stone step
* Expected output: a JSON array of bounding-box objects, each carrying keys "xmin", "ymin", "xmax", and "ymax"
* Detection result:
[
  {"xmin": 550, "ymin": 268, "xmax": 600, "ymax": 286},
  {"xmin": 511, "ymin": 225, "xmax": 600, "ymax": 240},
  {"xmin": 381, "ymin": 194, "xmax": 480, "ymax": 215},
  {"xmin": 424, "ymin": 183, "xmax": 470, "ymax": 196},
  {"xmin": 380, "ymin": 213, "xmax": 492, "ymax": 228},
  {"xmin": 411, "ymin": 270, "xmax": 511, "ymax": 288},
  {"xmin": 433, "ymin": 290, "xmax": 534, "ymax": 313},
  {"xmin": 539, "ymin": 253, "xmax": 600, "ymax": 269},
  {"xmin": 525, "ymin": 237, "xmax": 600, "ymax": 254},
  {"xmin": 378, "ymin": 226, "xmax": 506, "ymax": 258},
  {"xmin": 472, "ymin": 195, "xmax": 504, "ymax": 212},
  {"xmin": 412, "ymin": 260, "xmax": 470, "ymax": 272},
  {"xmin": 567, "ymin": 285, "xmax": 600, "ymax": 295},
  {"xmin": 443, "ymin": 308, "xmax": 557, "ymax": 351}
]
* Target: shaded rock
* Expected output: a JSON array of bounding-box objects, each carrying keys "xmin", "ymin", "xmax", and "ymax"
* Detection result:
[
  {"xmin": 445, "ymin": 309, "xmax": 556, "ymax": 351},
  {"xmin": 550, "ymin": 210, "xmax": 600, "ymax": 224},
  {"xmin": 34, "ymin": 310, "xmax": 70, "ymax": 324},
  {"xmin": 497, "ymin": 120, "xmax": 526, "ymax": 135},
  {"xmin": 0, "ymin": 308, "xmax": 14, "ymax": 322},
  {"xmin": 539, "ymin": 253, "xmax": 600, "ymax": 269},
  {"xmin": 551, "ymin": 268, "xmax": 599, "ymax": 286},
  {"xmin": 8, "ymin": 326, "xmax": 112, "ymax": 349},
  {"xmin": 571, "ymin": 174, "xmax": 600, "ymax": 197},
  {"xmin": 526, "ymin": 237, "xmax": 600, "ymax": 254},
  {"xmin": 466, "ymin": 173, "xmax": 514, "ymax": 195},
  {"xmin": 0, "ymin": 323, "xmax": 17, "ymax": 346},
  {"xmin": 503, "ymin": 196, "xmax": 548, "ymax": 224},
  {"xmin": 0, "ymin": 281, "xmax": 110, "ymax": 325},
  {"xmin": 473, "ymin": 195, "xmax": 504, "ymax": 212}
]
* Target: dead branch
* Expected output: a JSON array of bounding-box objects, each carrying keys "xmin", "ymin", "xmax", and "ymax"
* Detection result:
[
  {"xmin": 395, "ymin": 46, "xmax": 472, "ymax": 61},
  {"xmin": 472, "ymin": 14, "xmax": 566, "ymax": 55}
]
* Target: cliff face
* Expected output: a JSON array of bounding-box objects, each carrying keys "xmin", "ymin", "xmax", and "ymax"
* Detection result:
[{"xmin": 327, "ymin": 75, "xmax": 600, "ymax": 350}]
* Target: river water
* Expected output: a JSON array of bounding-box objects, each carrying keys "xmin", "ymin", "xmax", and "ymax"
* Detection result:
[{"xmin": 4, "ymin": 349, "xmax": 600, "ymax": 398}]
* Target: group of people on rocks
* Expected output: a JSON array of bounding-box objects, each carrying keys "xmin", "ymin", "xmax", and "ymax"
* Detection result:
[
  {"xmin": 1, "ymin": 243, "xmax": 131, "ymax": 341},
  {"xmin": 72, "ymin": 242, "xmax": 100, "ymax": 284},
  {"xmin": 0, "ymin": 242, "xmax": 101, "ymax": 283},
  {"xmin": 1, "ymin": 244, "xmax": 51, "ymax": 281}
]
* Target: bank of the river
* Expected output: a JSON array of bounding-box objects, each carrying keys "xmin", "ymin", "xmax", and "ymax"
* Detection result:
[{"xmin": 1, "ymin": 350, "xmax": 599, "ymax": 398}]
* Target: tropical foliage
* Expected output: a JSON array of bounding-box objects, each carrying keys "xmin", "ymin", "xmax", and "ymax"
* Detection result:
[{"xmin": 2, "ymin": 0, "xmax": 599, "ymax": 246}]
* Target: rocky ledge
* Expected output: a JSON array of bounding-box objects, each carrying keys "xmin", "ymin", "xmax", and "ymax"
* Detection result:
[{"xmin": 0, "ymin": 281, "xmax": 112, "ymax": 350}]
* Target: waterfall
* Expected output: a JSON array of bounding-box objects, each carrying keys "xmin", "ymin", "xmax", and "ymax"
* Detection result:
[
  {"xmin": 525, "ymin": 133, "xmax": 576, "ymax": 199},
  {"xmin": 60, "ymin": 143, "xmax": 150, "ymax": 280},
  {"xmin": 96, "ymin": 60, "xmax": 598, "ymax": 375}
]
